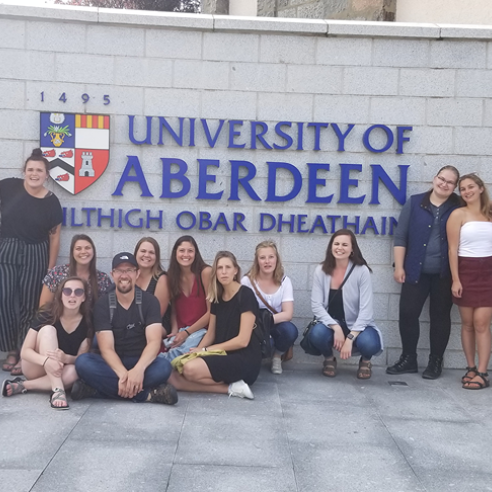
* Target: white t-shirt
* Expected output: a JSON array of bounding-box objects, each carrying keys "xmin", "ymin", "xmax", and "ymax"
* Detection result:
[{"xmin": 241, "ymin": 275, "xmax": 294, "ymax": 314}]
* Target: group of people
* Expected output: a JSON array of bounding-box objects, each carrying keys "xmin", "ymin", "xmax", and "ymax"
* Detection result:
[{"xmin": 1, "ymin": 152, "xmax": 491, "ymax": 411}]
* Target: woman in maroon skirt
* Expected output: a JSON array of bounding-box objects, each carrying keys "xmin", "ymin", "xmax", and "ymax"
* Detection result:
[{"xmin": 447, "ymin": 174, "xmax": 492, "ymax": 390}]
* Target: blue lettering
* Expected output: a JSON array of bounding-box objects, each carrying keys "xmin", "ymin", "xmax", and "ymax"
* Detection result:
[
  {"xmin": 277, "ymin": 214, "xmax": 295, "ymax": 233},
  {"xmin": 113, "ymin": 156, "xmax": 153, "ymax": 197},
  {"xmin": 260, "ymin": 213, "xmax": 276, "ymax": 231},
  {"xmin": 297, "ymin": 214, "xmax": 309, "ymax": 233},
  {"xmin": 199, "ymin": 211, "xmax": 212, "ymax": 230},
  {"xmin": 125, "ymin": 209, "xmax": 143, "ymax": 228},
  {"xmin": 396, "ymin": 126, "xmax": 412, "ymax": 154},
  {"xmin": 251, "ymin": 121, "xmax": 272, "ymax": 150},
  {"xmin": 233, "ymin": 213, "xmax": 247, "ymax": 231},
  {"xmin": 309, "ymin": 215, "xmax": 328, "ymax": 234},
  {"xmin": 196, "ymin": 159, "xmax": 223, "ymax": 200},
  {"xmin": 189, "ymin": 118, "xmax": 195, "ymax": 147},
  {"xmin": 71, "ymin": 208, "xmax": 83, "ymax": 227},
  {"xmin": 82, "ymin": 207, "xmax": 96, "ymax": 227},
  {"xmin": 176, "ymin": 211, "xmax": 196, "ymax": 230},
  {"xmin": 339, "ymin": 164, "xmax": 365, "ymax": 204},
  {"xmin": 343, "ymin": 215, "xmax": 360, "ymax": 234},
  {"xmin": 274, "ymin": 122, "xmax": 293, "ymax": 150},
  {"xmin": 307, "ymin": 163, "xmax": 333, "ymax": 204},
  {"xmin": 158, "ymin": 117, "xmax": 184, "ymax": 146},
  {"xmin": 146, "ymin": 210, "xmax": 163, "ymax": 229},
  {"xmin": 97, "ymin": 208, "xmax": 115, "ymax": 227},
  {"xmin": 331, "ymin": 124, "xmax": 355, "ymax": 152},
  {"xmin": 297, "ymin": 122, "xmax": 304, "ymax": 150},
  {"xmin": 229, "ymin": 160, "xmax": 261, "ymax": 201},
  {"xmin": 228, "ymin": 120, "xmax": 245, "ymax": 149},
  {"xmin": 128, "ymin": 115, "xmax": 152, "ymax": 145},
  {"xmin": 361, "ymin": 216, "xmax": 379, "ymax": 235},
  {"xmin": 370, "ymin": 164, "xmax": 409, "ymax": 205},
  {"xmin": 201, "ymin": 119, "xmax": 225, "ymax": 148},
  {"xmin": 363, "ymin": 125, "xmax": 394, "ymax": 153},
  {"xmin": 307, "ymin": 122, "xmax": 329, "ymax": 151},
  {"xmin": 160, "ymin": 158, "xmax": 191, "ymax": 199},
  {"xmin": 266, "ymin": 162, "xmax": 302, "ymax": 202},
  {"xmin": 213, "ymin": 213, "xmax": 231, "ymax": 231}
]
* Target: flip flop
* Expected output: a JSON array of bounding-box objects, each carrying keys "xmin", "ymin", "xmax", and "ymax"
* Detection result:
[
  {"xmin": 10, "ymin": 362, "xmax": 23, "ymax": 377},
  {"xmin": 50, "ymin": 388, "xmax": 69, "ymax": 410}
]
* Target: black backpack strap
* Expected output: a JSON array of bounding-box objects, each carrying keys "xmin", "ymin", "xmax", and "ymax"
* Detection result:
[
  {"xmin": 135, "ymin": 287, "xmax": 144, "ymax": 325},
  {"xmin": 108, "ymin": 291, "xmax": 117, "ymax": 324}
]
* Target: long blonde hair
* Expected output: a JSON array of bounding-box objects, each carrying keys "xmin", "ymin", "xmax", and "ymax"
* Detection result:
[
  {"xmin": 247, "ymin": 240, "xmax": 284, "ymax": 285},
  {"xmin": 459, "ymin": 173, "xmax": 491, "ymax": 220},
  {"xmin": 207, "ymin": 251, "xmax": 241, "ymax": 303}
]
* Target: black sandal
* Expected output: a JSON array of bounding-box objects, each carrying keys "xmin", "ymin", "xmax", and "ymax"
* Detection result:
[
  {"xmin": 322, "ymin": 357, "xmax": 337, "ymax": 377},
  {"xmin": 50, "ymin": 388, "xmax": 70, "ymax": 410},
  {"xmin": 2, "ymin": 377, "xmax": 26, "ymax": 397},
  {"xmin": 463, "ymin": 372, "xmax": 490, "ymax": 390},
  {"xmin": 461, "ymin": 366, "xmax": 478, "ymax": 384}
]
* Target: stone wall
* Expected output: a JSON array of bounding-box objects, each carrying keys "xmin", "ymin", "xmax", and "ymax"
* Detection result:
[
  {"xmin": 258, "ymin": 0, "xmax": 396, "ymax": 21},
  {"xmin": 1, "ymin": 3, "xmax": 491, "ymax": 367}
]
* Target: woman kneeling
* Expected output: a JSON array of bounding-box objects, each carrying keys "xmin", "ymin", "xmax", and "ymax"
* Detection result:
[
  {"xmin": 2, "ymin": 277, "xmax": 92, "ymax": 409},
  {"xmin": 168, "ymin": 251, "xmax": 261, "ymax": 399},
  {"xmin": 306, "ymin": 229, "xmax": 383, "ymax": 379}
]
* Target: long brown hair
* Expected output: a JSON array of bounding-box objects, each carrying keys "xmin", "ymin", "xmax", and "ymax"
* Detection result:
[
  {"xmin": 168, "ymin": 235, "xmax": 208, "ymax": 300},
  {"xmin": 39, "ymin": 276, "xmax": 93, "ymax": 339},
  {"xmin": 458, "ymin": 173, "xmax": 491, "ymax": 220},
  {"xmin": 207, "ymin": 251, "xmax": 241, "ymax": 304},
  {"xmin": 69, "ymin": 234, "xmax": 99, "ymax": 305},
  {"xmin": 322, "ymin": 229, "xmax": 372, "ymax": 275},
  {"xmin": 247, "ymin": 240, "xmax": 284, "ymax": 285},
  {"xmin": 134, "ymin": 237, "xmax": 165, "ymax": 279}
]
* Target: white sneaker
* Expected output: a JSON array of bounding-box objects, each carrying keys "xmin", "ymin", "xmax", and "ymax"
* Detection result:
[
  {"xmin": 228, "ymin": 380, "xmax": 254, "ymax": 400},
  {"xmin": 271, "ymin": 357, "xmax": 283, "ymax": 375}
]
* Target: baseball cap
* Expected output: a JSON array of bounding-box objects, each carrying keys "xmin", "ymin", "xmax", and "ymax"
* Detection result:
[{"xmin": 112, "ymin": 252, "xmax": 138, "ymax": 270}]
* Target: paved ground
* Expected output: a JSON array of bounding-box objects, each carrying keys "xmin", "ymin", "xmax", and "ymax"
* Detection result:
[{"xmin": 1, "ymin": 350, "xmax": 491, "ymax": 492}]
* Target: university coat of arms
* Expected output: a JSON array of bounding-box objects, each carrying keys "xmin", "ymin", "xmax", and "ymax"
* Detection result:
[{"xmin": 40, "ymin": 112, "xmax": 110, "ymax": 194}]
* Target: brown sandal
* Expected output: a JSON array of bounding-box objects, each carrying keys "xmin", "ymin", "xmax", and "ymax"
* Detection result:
[
  {"xmin": 2, "ymin": 351, "xmax": 19, "ymax": 372},
  {"xmin": 461, "ymin": 366, "xmax": 478, "ymax": 384},
  {"xmin": 322, "ymin": 357, "xmax": 337, "ymax": 377},
  {"xmin": 357, "ymin": 358, "xmax": 372, "ymax": 380},
  {"xmin": 463, "ymin": 372, "xmax": 489, "ymax": 390}
]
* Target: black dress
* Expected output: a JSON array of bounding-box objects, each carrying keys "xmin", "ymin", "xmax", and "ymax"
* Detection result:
[{"xmin": 204, "ymin": 286, "xmax": 262, "ymax": 385}]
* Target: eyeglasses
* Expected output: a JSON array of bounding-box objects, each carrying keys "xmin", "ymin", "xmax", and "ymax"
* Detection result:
[
  {"xmin": 436, "ymin": 175, "xmax": 456, "ymax": 187},
  {"xmin": 62, "ymin": 288, "xmax": 85, "ymax": 297},
  {"xmin": 113, "ymin": 268, "xmax": 137, "ymax": 275}
]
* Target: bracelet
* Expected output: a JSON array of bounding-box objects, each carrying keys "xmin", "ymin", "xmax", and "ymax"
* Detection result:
[
  {"xmin": 184, "ymin": 329, "xmax": 191, "ymax": 337},
  {"xmin": 43, "ymin": 356, "xmax": 49, "ymax": 367}
]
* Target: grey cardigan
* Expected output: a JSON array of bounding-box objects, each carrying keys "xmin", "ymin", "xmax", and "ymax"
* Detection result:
[{"xmin": 311, "ymin": 262, "xmax": 384, "ymax": 350}]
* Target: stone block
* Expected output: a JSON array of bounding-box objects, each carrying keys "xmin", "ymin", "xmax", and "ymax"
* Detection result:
[
  {"xmin": 86, "ymin": 24, "xmax": 144, "ymax": 57},
  {"xmin": 287, "ymin": 64, "xmax": 343, "ymax": 94},
  {"xmin": 430, "ymin": 40, "xmax": 486, "ymax": 69},
  {"xmin": 277, "ymin": 7, "xmax": 297, "ymax": 18},
  {"xmin": 454, "ymin": 127, "xmax": 492, "ymax": 156},
  {"xmin": 0, "ymin": 49, "xmax": 55, "ymax": 82},
  {"xmin": 314, "ymin": 94, "xmax": 370, "ymax": 124},
  {"xmin": 201, "ymin": 90, "xmax": 257, "ymax": 120},
  {"xmin": 298, "ymin": 1, "xmax": 325, "ymax": 19},
  {"xmin": 369, "ymin": 96, "xmax": 426, "ymax": 125},
  {"xmin": 344, "ymin": 67, "xmax": 398, "ymax": 96},
  {"xmin": 426, "ymin": 98, "xmax": 483, "ymax": 127},
  {"xmin": 83, "ymin": 85, "xmax": 144, "ymax": 116},
  {"xmin": 146, "ymin": 28, "xmax": 202, "ymax": 60},
  {"xmin": 173, "ymin": 60, "xmax": 229, "ymax": 90},
  {"xmin": 259, "ymin": 34, "xmax": 317, "ymax": 65},
  {"xmin": 98, "ymin": 9, "xmax": 213, "ymax": 30},
  {"xmin": 403, "ymin": 125, "xmax": 453, "ymax": 155},
  {"xmin": 257, "ymin": 92, "xmax": 313, "ymax": 121},
  {"xmin": 215, "ymin": 15, "xmax": 327, "ymax": 35},
  {"xmin": 0, "ymin": 18, "xmax": 25, "ymax": 49},
  {"xmin": 317, "ymin": 36, "xmax": 372, "ymax": 67},
  {"xmin": 357, "ymin": 236, "xmax": 391, "ymax": 265},
  {"xmin": 230, "ymin": 62, "xmax": 286, "ymax": 93},
  {"xmin": 482, "ymin": 99, "xmax": 492, "ymax": 128},
  {"xmin": 203, "ymin": 32, "xmax": 259, "ymax": 63},
  {"xmin": 372, "ymin": 38, "xmax": 430, "ymax": 68},
  {"xmin": 327, "ymin": 20, "xmax": 440, "ymax": 39},
  {"xmin": 55, "ymin": 53, "xmax": 113, "ymax": 84},
  {"xmin": 114, "ymin": 57, "xmax": 173, "ymax": 89},
  {"xmin": 144, "ymin": 88, "xmax": 200, "ymax": 117},
  {"xmin": 0, "ymin": 109, "xmax": 37, "ymax": 141},
  {"xmin": 456, "ymin": 70, "xmax": 492, "ymax": 98},
  {"xmin": 26, "ymin": 20, "xmax": 86, "ymax": 53},
  {"xmin": 0, "ymin": 80, "xmax": 25, "ymax": 110},
  {"xmin": 0, "ymin": 3, "xmax": 98, "ymax": 22},
  {"xmin": 421, "ymin": 154, "xmax": 479, "ymax": 181},
  {"xmin": 439, "ymin": 24, "xmax": 492, "ymax": 40},
  {"xmin": 399, "ymin": 68, "xmax": 455, "ymax": 97}
]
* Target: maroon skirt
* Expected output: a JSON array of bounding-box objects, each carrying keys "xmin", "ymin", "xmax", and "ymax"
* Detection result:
[{"xmin": 453, "ymin": 256, "xmax": 492, "ymax": 308}]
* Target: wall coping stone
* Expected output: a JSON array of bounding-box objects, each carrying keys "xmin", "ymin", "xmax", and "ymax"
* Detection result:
[{"xmin": 0, "ymin": 1, "xmax": 491, "ymax": 39}]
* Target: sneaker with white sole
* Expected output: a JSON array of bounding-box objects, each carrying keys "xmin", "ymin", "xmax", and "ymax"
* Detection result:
[
  {"xmin": 228, "ymin": 380, "xmax": 254, "ymax": 400},
  {"xmin": 271, "ymin": 357, "xmax": 282, "ymax": 375}
]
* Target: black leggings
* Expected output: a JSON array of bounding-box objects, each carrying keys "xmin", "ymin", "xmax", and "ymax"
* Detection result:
[{"xmin": 399, "ymin": 273, "xmax": 453, "ymax": 358}]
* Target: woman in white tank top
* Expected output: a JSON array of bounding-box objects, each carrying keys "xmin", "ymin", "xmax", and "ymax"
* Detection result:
[{"xmin": 447, "ymin": 173, "xmax": 492, "ymax": 390}]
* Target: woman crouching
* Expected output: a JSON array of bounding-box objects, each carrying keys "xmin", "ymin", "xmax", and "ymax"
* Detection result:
[
  {"xmin": 305, "ymin": 229, "xmax": 383, "ymax": 379},
  {"xmin": 2, "ymin": 277, "xmax": 92, "ymax": 409},
  {"xmin": 168, "ymin": 251, "xmax": 261, "ymax": 399}
]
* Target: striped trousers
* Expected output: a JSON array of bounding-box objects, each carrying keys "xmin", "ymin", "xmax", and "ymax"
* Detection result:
[{"xmin": 0, "ymin": 238, "xmax": 49, "ymax": 352}]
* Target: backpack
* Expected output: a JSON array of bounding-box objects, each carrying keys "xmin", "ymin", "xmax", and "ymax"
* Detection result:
[{"xmin": 108, "ymin": 287, "xmax": 144, "ymax": 325}]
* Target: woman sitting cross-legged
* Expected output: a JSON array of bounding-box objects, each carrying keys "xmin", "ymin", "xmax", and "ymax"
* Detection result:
[
  {"xmin": 168, "ymin": 251, "xmax": 261, "ymax": 400},
  {"xmin": 305, "ymin": 229, "xmax": 383, "ymax": 379},
  {"xmin": 2, "ymin": 277, "xmax": 92, "ymax": 409}
]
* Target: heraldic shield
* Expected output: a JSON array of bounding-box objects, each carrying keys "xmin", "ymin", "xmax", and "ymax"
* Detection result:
[{"xmin": 40, "ymin": 112, "xmax": 110, "ymax": 194}]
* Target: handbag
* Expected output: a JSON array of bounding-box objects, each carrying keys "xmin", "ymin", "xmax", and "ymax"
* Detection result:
[{"xmin": 299, "ymin": 263, "xmax": 356, "ymax": 356}]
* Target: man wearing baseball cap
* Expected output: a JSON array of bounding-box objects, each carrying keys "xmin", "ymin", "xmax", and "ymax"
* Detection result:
[{"xmin": 72, "ymin": 252, "xmax": 177, "ymax": 405}]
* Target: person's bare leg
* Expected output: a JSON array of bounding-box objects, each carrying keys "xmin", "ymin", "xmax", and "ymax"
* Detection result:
[
  {"xmin": 168, "ymin": 360, "xmax": 228, "ymax": 394},
  {"xmin": 459, "ymin": 307, "xmax": 476, "ymax": 368},
  {"xmin": 473, "ymin": 307, "xmax": 492, "ymax": 373},
  {"xmin": 21, "ymin": 364, "xmax": 78, "ymax": 392}
]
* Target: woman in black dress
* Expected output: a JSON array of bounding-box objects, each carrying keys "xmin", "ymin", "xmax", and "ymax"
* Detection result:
[
  {"xmin": 0, "ymin": 149, "xmax": 63, "ymax": 376},
  {"xmin": 2, "ymin": 277, "xmax": 92, "ymax": 409},
  {"xmin": 168, "ymin": 251, "xmax": 261, "ymax": 399}
]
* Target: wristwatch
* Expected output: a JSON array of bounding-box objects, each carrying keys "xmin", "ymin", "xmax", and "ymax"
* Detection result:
[{"xmin": 347, "ymin": 333, "xmax": 355, "ymax": 341}]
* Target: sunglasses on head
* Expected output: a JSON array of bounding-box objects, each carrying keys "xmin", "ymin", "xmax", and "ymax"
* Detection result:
[{"xmin": 62, "ymin": 287, "xmax": 85, "ymax": 297}]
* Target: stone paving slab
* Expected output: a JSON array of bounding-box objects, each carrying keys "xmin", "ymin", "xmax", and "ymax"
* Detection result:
[{"xmin": 1, "ymin": 354, "xmax": 492, "ymax": 492}]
